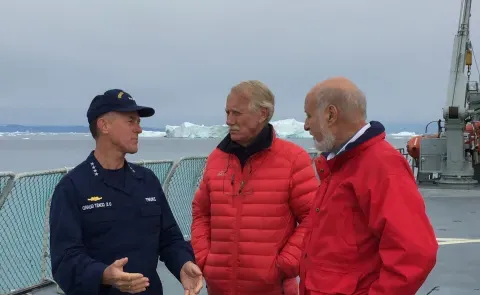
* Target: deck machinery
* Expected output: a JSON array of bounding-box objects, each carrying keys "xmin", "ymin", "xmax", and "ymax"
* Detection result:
[{"xmin": 406, "ymin": 0, "xmax": 480, "ymax": 186}]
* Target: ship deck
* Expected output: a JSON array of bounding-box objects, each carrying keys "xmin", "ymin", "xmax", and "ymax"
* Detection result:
[{"xmin": 12, "ymin": 187, "xmax": 480, "ymax": 295}]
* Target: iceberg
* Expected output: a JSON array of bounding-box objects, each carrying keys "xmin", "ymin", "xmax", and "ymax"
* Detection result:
[
  {"xmin": 390, "ymin": 131, "xmax": 417, "ymax": 138},
  {"xmin": 165, "ymin": 119, "xmax": 312, "ymax": 138},
  {"xmin": 140, "ymin": 130, "xmax": 167, "ymax": 137},
  {"xmin": 164, "ymin": 119, "xmax": 419, "ymax": 139},
  {"xmin": 165, "ymin": 122, "xmax": 229, "ymax": 138},
  {"xmin": 271, "ymin": 118, "xmax": 311, "ymax": 138},
  {"xmin": 0, "ymin": 119, "xmax": 419, "ymax": 139}
]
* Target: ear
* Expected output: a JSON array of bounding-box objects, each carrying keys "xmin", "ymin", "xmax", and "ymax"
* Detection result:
[
  {"xmin": 96, "ymin": 116, "xmax": 111, "ymax": 135},
  {"xmin": 326, "ymin": 105, "xmax": 338, "ymax": 125},
  {"xmin": 258, "ymin": 107, "xmax": 268, "ymax": 123}
]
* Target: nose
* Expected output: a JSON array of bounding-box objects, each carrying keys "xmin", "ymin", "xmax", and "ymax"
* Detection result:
[
  {"xmin": 134, "ymin": 123, "xmax": 142, "ymax": 134},
  {"xmin": 226, "ymin": 113, "xmax": 235, "ymax": 126},
  {"xmin": 304, "ymin": 120, "xmax": 309, "ymax": 131}
]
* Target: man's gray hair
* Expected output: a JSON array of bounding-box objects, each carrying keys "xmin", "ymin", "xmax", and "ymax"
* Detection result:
[
  {"xmin": 314, "ymin": 87, "xmax": 367, "ymax": 122},
  {"xmin": 230, "ymin": 80, "xmax": 275, "ymax": 122}
]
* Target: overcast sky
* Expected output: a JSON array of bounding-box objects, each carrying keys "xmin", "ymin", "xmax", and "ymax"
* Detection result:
[{"xmin": 0, "ymin": 0, "xmax": 479, "ymax": 128}]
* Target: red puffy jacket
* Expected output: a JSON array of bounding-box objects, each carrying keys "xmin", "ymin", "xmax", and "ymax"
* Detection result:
[
  {"xmin": 299, "ymin": 121, "xmax": 438, "ymax": 295},
  {"xmin": 191, "ymin": 132, "xmax": 319, "ymax": 295}
]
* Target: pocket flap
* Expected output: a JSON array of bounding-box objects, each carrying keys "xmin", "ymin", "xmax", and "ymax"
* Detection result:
[{"xmin": 305, "ymin": 268, "xmax": 359, "ymax": 295}]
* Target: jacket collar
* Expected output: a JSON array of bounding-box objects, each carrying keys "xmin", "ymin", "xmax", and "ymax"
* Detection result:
[
  {"xmin": 86, "ymin": 151, "xmax": 144, "ymax": 180},
  {"xmin": 315, "ymin": 121, "xmax": 386, "ymax": 177},
  {"xmin": 217, "ymin": 123, "xmax": 275, "ymax": 155}
]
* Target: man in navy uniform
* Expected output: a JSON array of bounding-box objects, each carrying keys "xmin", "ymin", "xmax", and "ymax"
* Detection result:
[{"xmin": 49, "ymin": 89, "xmax": 203, "ymax": 295}]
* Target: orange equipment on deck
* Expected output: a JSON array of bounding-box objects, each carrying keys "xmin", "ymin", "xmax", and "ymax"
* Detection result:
[
  {"xmin": 466, "ymin": 121, "xmax": 480, "ymax": 150},
  {"xmin": 406, "ymin": 134, "xmax": 439, "ymax": 159},
  {"xmin": 407, "ymin": 122, "xmax": 480, "ymax": 160}
]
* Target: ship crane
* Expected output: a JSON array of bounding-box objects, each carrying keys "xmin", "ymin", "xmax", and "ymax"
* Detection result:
[{"xmin": 406, "ymin": 0, "xmax": 480, "ymax": 186}]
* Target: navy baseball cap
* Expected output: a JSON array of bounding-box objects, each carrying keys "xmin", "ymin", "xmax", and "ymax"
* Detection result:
[{"xmin": 86, "ymin": 89, "xmax": 155, "ymax": 124}]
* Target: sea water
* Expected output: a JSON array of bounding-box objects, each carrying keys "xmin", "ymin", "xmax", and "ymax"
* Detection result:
[{"xmin": 0, "ymin": 135, "xmax": 410, "ymax": 173}]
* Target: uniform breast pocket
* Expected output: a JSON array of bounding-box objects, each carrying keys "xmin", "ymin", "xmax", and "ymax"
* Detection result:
[
  {"xmin": 82, "ymin": 208, "xmax": 117, "ymax": 237},
  {"xmin": 140, "ymin": 205, "xmax": 163, "ymax": 229}
]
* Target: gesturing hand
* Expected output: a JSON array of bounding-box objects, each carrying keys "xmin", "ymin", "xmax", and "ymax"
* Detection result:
[
  {"xmin": 180, "ymin": 261, "xmax": 203, "ymax": 295},
  {"xmin": 102, "ymin": 257, "xmax": 149, "ymax": 294}
]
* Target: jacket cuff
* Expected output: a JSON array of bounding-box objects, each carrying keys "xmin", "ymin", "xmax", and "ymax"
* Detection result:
[
  {"xmin": 276, "ymin": 255, "xmax": 297, "ymax": 279},
  {"xmin": 82, "ymin": 261, "xmax": 109, "ymax": 295},
  {"xmin": 171, "ymin": 253, "xmax": 195, "ymax": 282}
]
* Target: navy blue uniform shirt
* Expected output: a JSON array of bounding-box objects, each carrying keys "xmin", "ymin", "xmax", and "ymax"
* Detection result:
[{"xmin": 49, "ymin": 151, "xmax": 195, "ymax": 295}]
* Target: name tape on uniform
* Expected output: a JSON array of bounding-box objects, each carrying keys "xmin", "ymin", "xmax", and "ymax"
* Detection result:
[{"xmin": 82, "ymin": 201, "xmax": 112, "ymax": 211}]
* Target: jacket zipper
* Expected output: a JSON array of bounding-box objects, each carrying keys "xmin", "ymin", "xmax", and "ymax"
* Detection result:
[{"xmin": 230, "ymin": 153, "xmax": 262, "ymax": 294}]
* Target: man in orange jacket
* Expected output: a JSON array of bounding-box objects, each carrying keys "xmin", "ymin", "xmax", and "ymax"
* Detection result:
[
  {"xmin": 300, "ymin": 77, "xmax": 438, "ymax": 295},
  {"xmin": 191, "ymin": 80, "xmax": 319, "ymax": 295}
]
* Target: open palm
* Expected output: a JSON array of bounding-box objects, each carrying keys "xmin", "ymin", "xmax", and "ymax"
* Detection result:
[{"xmin": 180, "ymin": 261, "xmax": 203, "ymax": 295}]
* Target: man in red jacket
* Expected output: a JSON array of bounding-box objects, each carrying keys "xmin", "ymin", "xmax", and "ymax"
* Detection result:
[
  {"xmin": 300, "ymin": 77, "xmax": 438, "ymax": 295},
  {"xmin": 191, "ymin": 80, "xmax": 319, "ymax": 295}
]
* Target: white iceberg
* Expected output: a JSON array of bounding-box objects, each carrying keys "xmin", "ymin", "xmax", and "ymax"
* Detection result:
[
  {"xmin": 164, "ymin": 119, "xmax": 312, "ymax": 138},
  {"xmin": 0, "ymin": 119, "xmax": 418, "ymax": 139},
  {"xmin": 163, "ymin": 119, "xmax": 418, "ymax": 139},
  {"xmin": 390, "ymin": 131, "xmax": 417, "ymax": 138}
]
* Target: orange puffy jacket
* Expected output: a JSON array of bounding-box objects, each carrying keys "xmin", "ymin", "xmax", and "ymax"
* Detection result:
[{"xmin": 191, "ymin": 131, "xmax": 318, "ymax": 295}]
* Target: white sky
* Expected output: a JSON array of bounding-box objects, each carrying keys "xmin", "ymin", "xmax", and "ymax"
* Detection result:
[{"xmin": 0, "ymin": 0, "xmax": 479, "ymax": 128}]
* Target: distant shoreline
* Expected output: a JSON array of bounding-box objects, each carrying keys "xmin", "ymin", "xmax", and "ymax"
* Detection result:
[{"xmin": 0, "ymin": 124, "xmax": 164, "ymax": 133}]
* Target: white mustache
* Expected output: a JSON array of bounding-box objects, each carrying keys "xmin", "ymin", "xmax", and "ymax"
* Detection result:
[{"xmin": 229, "ymin": 126, "xmax": 240, "ymax": 131}]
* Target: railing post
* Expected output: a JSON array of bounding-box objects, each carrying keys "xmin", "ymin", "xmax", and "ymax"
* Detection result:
[
  {"xmin": 41, "ymin": 197, "xmax": 52, "ymax": 282},
  {"xmin": 0, "ymin": 174, "xmax": 15, "ymax": 210}
]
